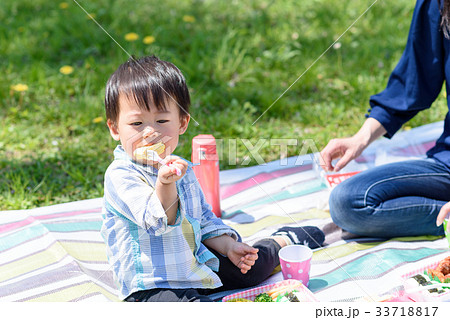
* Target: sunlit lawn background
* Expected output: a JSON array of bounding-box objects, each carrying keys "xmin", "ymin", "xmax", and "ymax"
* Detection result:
[{"xmin": 1, "ymin": 0, "xmax": 447, "ymax": 210}]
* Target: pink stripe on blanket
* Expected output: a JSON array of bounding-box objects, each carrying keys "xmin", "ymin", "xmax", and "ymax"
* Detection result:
[
  {"xmin": 0, "ymin": 208, "xmax": 101, "ymax": 233},
  {"xmin": 220, "ymin": 164, "xmax": 312, "ymax": 199}
]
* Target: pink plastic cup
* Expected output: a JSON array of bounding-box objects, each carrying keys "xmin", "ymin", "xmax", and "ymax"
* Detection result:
[{"xmin": 278, "ymin": 245, "xmax": 313, "ymax": 286}]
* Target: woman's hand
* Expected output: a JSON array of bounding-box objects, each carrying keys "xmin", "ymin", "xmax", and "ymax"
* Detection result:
[
  {"xmin": 320, "ymin": 118, "xmax": 387, "ymax": 172},
  {"xmin": 437, "ymin": 201, "xmax": 450, "ymax": 232},
  {"xmin": 320, "ymin": 136, "xmax": 366, "ymax": 172}
]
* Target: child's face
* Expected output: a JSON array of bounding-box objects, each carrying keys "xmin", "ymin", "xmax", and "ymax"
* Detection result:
[{"xmin": 107, "ymin": 94, "xmax": 190, "ymax": 163}]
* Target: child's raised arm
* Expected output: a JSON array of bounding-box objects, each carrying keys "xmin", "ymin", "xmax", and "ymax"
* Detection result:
[{"xmin": 156, "ymin": 156, "xmax": 188, "ymax": 225}]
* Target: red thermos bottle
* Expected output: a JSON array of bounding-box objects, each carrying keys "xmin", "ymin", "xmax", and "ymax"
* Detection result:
[{"xmin": 191, "ymin": 134, "xmax": 221, "ymax": 217}]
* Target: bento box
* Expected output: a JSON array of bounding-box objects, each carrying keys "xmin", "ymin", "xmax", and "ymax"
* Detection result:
[
  {"xmin": 400, "ymin": 255, "xmax": 450, "ymax": 302},
  {"xmin": 222, "ymin": 279, "xmax": 319, "ymax": 302}
]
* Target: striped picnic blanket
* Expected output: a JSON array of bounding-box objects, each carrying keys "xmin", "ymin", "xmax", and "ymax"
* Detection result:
[{"xmin": 1, "ymin": 121, "xmax": 449, "ymax": 302}]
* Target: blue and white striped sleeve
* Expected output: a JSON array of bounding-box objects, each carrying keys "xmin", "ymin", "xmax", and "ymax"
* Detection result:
[
  {"xmin": 104, "ymin": 160, "xmax": 181, "ymax": 236},
  {"xmin": 195, "ymin": 181, "xmax": 240, "ymax": 242}
]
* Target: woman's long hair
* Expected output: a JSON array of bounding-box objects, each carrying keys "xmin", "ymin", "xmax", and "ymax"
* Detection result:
[{"xmin": 440, "ymin": 0, "xmax": 450, "ymax": 38}]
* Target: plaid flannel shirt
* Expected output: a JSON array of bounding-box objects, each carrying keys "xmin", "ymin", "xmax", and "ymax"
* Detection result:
[{"xmin": 101, "ymin": 145, "xmax": 239, "ymax": 300}]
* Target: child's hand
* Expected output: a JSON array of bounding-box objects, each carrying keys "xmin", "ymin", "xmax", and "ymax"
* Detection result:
[
  {"xmin": 437, "ymin": 201, "xmax": 450, "ymax": 232},
  {"xmin": 157, "ymin": 156, "xmax": 188, "ymax": 184},
  {"xmin": 227, "ymin": 242, "xmax": 259, "ymax": 274}
]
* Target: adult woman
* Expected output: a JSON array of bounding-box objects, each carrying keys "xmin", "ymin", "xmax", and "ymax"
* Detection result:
[{"xmin": 320, "ymin": 0, "xmax": 450, "ymax": 238}]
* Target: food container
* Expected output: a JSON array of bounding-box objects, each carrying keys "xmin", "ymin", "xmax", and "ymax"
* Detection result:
[
  {"xmin": 222, "ymin": 279, "xmax": 319, "ymax": 302},
  {"xmin": 312, "ymin": 157, "xmax": 367, "ymax": 189},
  {"xmin": 400, "ymin": 255, "xmax": 450, "ymax": 302}
]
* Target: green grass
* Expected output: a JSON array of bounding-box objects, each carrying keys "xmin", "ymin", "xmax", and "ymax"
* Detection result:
[{"xmin": 1, "ymin": 0, "xmax": 447, "ymax": 210}]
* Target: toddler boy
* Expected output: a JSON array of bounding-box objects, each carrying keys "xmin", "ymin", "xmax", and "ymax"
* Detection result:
[{"xmin": 101, "ymin": 55, "xmax": 324, "ymax": 302}]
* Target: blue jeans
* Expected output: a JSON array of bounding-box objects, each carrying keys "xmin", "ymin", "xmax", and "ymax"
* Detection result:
[{"xmin": 329, "ymin": 158, "xmax": 450, "ymax": 238}]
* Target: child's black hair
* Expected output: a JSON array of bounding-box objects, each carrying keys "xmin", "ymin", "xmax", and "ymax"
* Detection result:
[{"xmin": 105, "ymin": 55, "xmax": 190, "ymax": 124}]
